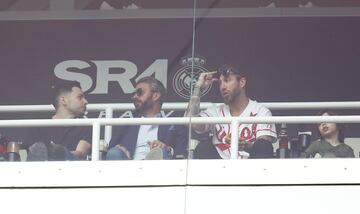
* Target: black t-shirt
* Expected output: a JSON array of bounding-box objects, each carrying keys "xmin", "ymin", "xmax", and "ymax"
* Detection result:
[{"xmin": 25, "ymin": 126, "xmax": 92, "ymax": 151}]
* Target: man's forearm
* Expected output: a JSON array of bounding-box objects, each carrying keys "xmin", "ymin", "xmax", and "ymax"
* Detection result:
[
  {"xmin": 71, "ymin": 150, "xmax": 86, "ymax": 159},
  {"xmin": 185, "ymin": 96, "xmax": 200, "ymax": 117},
  {"xmin": 185, "ymin": 85, "xmax": 201, "ymax": 117},
  {"xmin": 184, "ymin": 86, "xmax": 209, "ymax": 133},
  {"xmin": 73, "ymin": 140, "xmax": 91, "ymax": 159}
]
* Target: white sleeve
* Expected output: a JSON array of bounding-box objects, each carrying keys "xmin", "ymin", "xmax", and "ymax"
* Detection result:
[{"xmin": 196, "ymin": 104, "xmax": 218, "ymax": 133}]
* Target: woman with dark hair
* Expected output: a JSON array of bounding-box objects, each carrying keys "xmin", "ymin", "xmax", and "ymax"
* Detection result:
[{"xmin": 305, "ymin": 109, "xmax": 355, "ymax": 158}]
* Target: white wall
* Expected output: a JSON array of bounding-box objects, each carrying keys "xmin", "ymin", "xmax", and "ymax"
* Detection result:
[{"xmin": 1, "ymin": 159, "xmax": 360, "ymax": 213}]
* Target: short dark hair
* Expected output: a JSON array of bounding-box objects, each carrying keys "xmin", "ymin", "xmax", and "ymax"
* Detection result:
[
  {"xmin": 217, "ymin": 63, "xmax": 247, "ymax": 80},
  {"xmin": 52, "ymin": 81, "xmax": 82, "ymax": 109},
  {"xmin": 136, "ymin": 76, "xmax": 166, "ymax": 105},
  {"xmin": 317, "ymin": 109, "xmax": 345, "ymax": 143}
]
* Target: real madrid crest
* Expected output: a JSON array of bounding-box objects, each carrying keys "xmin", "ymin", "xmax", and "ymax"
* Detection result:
[{"xmin": 172, "ymin": 56, "xmax": 212, "ymax": 99}]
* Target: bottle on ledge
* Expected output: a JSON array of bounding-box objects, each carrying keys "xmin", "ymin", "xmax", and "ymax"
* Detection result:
[
  {"xmin": 298, "ymin": 131, "xmax": 312, "ymax": 157},
  {"xmin": 276, "ymin": 123, "xmax": 290, "ymax": 158},
  {"xmin": 6, "ymin": 141, "xmax": 21, "ymax": 161}
]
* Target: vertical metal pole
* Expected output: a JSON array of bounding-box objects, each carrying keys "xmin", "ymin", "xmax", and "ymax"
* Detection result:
[
  {"xmin": 104, "ymin": 107, "xmax": 113, "ymax": 144},
  {"xmin": 187, "ymin": 0, "xmax": 198, "ymax": 160},
  {"xmin": 230, "ymin": 119, "xmax": 239, "ymax": 159},
  {"xmin": 91, "ymin": 122, "xmax": 100, "ymax": 161}
]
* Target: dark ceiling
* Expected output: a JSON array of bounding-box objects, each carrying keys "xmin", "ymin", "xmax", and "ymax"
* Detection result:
[{"xmin": 1, "ymin": 0, "xmax": 360, "ymax": 11}]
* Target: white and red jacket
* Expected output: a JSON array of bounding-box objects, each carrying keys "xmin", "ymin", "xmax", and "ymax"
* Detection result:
[{"xmin": 199, "ymin": 99, "xmax": 277, "ymax": 159}]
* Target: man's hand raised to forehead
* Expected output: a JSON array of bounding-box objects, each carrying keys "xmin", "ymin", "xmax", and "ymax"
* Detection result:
[{"xmin": 196, "ymin": 71, "xmax": 219, "ymax": 90}]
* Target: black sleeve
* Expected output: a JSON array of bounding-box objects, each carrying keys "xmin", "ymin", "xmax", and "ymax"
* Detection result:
[
  {"xmin": 79, "ymin": 126, "xmax": 92, "ymax": 144},
  {"xmin": 108, "ymin": 125, "xmax": 129, "ymax": 149}
]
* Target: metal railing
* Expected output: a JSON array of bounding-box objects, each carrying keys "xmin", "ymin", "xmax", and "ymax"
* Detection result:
[
  {"xmin": 1, "ymin": 115, "xmax": 360, "ymax": 160},
  {"xmin": 1, "ymin": 101, "xmax": 360, "ymax": 112},
  {"xmin": 1, "ymin": 101, "xmax": 359, "ymax": 145}
]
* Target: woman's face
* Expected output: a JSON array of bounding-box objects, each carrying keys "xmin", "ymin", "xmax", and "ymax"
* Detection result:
[{"xmin": 318, "ymin": 112, "xmax": 339, "ymax": 139}]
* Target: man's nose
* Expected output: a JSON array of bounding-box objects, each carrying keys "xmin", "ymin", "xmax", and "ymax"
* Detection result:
[{"xmin": 219, "ymin": 83, "xmax": 226, "ymax": 91}]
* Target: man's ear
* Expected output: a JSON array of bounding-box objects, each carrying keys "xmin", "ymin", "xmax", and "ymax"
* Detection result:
[
  {"xmin": 59, "ymin": 95, "xmax": 67, "ymax": 106},
  {"xmin": 152, "ymin": 91, "xmax": 161, "ymax": 102},
  {"xmin": 239, "ymin": 77, "xmax": 246, "ymax": 88}
]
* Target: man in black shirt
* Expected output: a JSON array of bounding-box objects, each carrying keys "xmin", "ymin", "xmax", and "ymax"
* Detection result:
[{"xmin": 27, "ymin": 81, "xmax": 91, "ymax": 161}]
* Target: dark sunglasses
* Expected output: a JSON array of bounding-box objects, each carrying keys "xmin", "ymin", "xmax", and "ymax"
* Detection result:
[
  {"xmin": 132, "ymin": 88, "xmax": 144, "ymax": 97},
  {"xmin": 213, "ymin": 69, "xmax": 235, "ymax": 79},
  {"xmin": 132, "ymin": 88, "xmax": 158, "ymax": 97},
  {"xmin": 214, "ymin": 65, "xmax": 243, "ymax": 79}
]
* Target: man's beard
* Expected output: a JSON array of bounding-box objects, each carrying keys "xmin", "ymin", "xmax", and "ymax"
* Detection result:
[
  {"xmin": 222, "ymin": 88, "xmax": 241, "ymax": 105},
  {"xmin": 75, "ymin": 109, "xmax": 86, "ymax": 118},
  {"xmin": 134, "ymin": 100, "xmax": 152, "ymax": 115},
  {"xmin": 222, "ymin": 93, "xmax": 235, "ymax": 105},
  {"xmin": 71, "ymin": 107, "xmax": 86, "ymax": 118}
]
